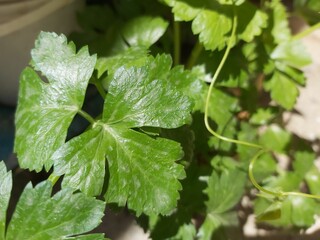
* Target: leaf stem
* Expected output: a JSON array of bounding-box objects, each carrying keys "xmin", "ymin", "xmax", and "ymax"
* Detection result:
[
  {"xmin": 186, "ymin": 41, "xmax": 203, "ymax": 69},
  {"xmin": 78, "ymin": 109, "xmax": 95, "ymax": 124},
  {"xmin": 92, "ymin": 76, "xmax": 107, "ymax": 99},
  {"xmin": 48, "ymin": 173, "xmax": 60, "ymax": 186},
  {"xmin": 173, "ymin": 21, "xmax": 181, "ymax": 66},
  {"xmin": 293, "ymin": 22, "xmax": 320, "ymax": 40},
  {"xmin": 248, "ymin": 149, "xmax": 280, "ymax": 197}
]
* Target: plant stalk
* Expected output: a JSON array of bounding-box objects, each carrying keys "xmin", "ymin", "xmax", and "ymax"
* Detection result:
[
  {"xmin": 78, "ymin": 109, "xmax": 95, "ymax": 124},
  {"xmin": 173, "ymin": 21, "xmax": 181, "ymax": 66},
  {"xmin": 186, "ymin": 41, "xmax": 203, "ymax": 69}
]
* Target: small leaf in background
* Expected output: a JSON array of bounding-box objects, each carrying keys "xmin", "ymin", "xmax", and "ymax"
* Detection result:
[
  {"xmin": 14, "ymin": 32, "xmax": 96, "ymax": 172},
  {"xmin": 249, "ymin": 107, "xmax": 278, "ymax": 125},
  {"xmin": 268, "ymin": 0, "xmax": 291, "ymax": 44},
  {"xmin": 95, "ymin": 47, "xmax": 149, "ymax": 89},
  {"xmin": 251, "ymin": 153, "xmax": 277, "ymax": 182},
  {"xmin": 205, "ymin": 168, "xmax": 246, "ymax": 214},
  {"xmin": 165, "ymin": 0, "xmax": 267, "ymax": 51},
  {"xmin": 121, "ymin": 16, "xmax": 169, "ymax": 48},
  {"xmin": 236, "ymin": 2, "xmax": 268, "ymax": 43},
  {"xmin": 271, "ymin": 40, "xmax": 312, "ymax": 69},
  {"xmin": 305, "ymin": 167, "xmax": 320, "ymax": 195},
  {"xmin": 292, "ymin": 151, "xmax": 315, "ymax": 178},
  {"xmin": 259, "ymin": 125, "xmax": 291, "ymax": 152},
  {"xmin": 256, "ymin": 201, "xmax": 282, "ymax": 221},
  {"xmin": 6, "ymin": 181, "xmax": 105, "ymax": 240},
  {"xmin": 289, "ymin": 196, "xmax": 319, "ymax": 227},
  {"xmin": 0, "ymin": 161, "xmax": 12, "ymax": 239},
  {"xmin": 264, "ymin": 70, "xmax": 299, "ymax": 110}
]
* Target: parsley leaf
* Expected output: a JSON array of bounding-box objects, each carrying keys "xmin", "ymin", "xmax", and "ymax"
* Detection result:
[
  {"xmin": 0, "ymin": 162, "xmax": 106, "ymax": 240},
  {"xmin": 6, "ymin": 181, "xmax": 106, "ymax": 240},
  {"xmin": 14, "ymin": 32, "xmax": 96, "ymax": 172},
  {"xmin": 53, "ymin": 54, "xmax": 193, "ymax": 215},
  {"xmin": 165, "ymin": 0, "xmax": 267, "ymax": 51}
]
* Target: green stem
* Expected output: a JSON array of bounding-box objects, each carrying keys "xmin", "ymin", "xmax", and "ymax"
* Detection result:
[
  {"xmin": 248, "ymin": 149, "xmax": 280, "ymax": 197},
  {"xmin": 92, "ymin": 77, "xmax": 107, "ymax": 99},
  {"xmin": 249, "ymin": 149, "xmax": 320, "ymax": 200},
  {"xmin": 48, "ymin": 173, "xmax": 60, "ymax": 186},
  {"xmin": 78, "ymin": 109, "xmax": 95, "ymax": 124},
  {"xmin": 186, "ymin": 41, "xmax": 203, "ymax": 69},
  {"xmin": 203, "ymin": 14, "xmax": 263, "ymax": 149},
  {"xmin": 173, "ymin": 21, "xmax": 181, "ymax": 66},
  {"xmin": 293, "ymin": 22, "xmax": 320, "ymax": 40}
]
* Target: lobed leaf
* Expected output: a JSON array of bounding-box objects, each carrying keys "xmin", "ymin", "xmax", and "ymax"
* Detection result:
[
  {"xmin": 6, "ymin": 181, "xmax": 105, "ymax": 240},
  {"xmin": 264, "ymin": 70, "xmax": 299, "ymax": 110},
  {"xmin": 165, "ymin": 0, "xmax": 267, "ymax": 51},
  {"xmin": 14, "ymin": 32, "xmax": 96, "ymax": 172},
  {"xmin": 205, "ymin": 168, "xmax": 246, "ymax": 214},
  {"xmin": 53, "ymin": 54, "xmax": 193, "ymax": 215},
  {"xmin": 121, "ymin": 16, "xmax": 169, "ymax": 48}
]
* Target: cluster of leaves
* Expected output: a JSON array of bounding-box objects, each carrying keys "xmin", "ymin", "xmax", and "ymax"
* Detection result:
[{"xmin": 6, "ymin": 0, "xmax": 320, "ymax": 239}]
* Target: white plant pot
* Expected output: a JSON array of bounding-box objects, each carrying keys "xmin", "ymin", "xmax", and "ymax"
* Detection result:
[{"xmin": 0, "ymin": 0, "xmax": 85, "ymax": 105}]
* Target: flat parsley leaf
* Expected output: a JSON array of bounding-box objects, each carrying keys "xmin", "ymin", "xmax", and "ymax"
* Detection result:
[
  {"xmin": 6, "ymin": 182, "xmax": 106, "ymax": 240},
  {"xmin": 54, "ymin": 54, "xmax": 193, "ymax": 215},
  {"xmin": 14, "ymin": 32, "xmax": 96, "ymax": 172},
  {"xmin": 164, "ymin": 0, "xmax": 267, "ymax": 51},
  {"xmin": 0, "ymin": 162, "xmax": 106, "ymax": 240}
]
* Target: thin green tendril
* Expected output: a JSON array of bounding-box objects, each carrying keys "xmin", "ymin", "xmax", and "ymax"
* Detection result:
[{"xmin": 204, "ymin": 14, "xmax": 263, "ymax": 150}]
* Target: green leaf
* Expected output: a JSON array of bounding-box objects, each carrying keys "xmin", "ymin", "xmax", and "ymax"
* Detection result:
[
  {"xmin": 207, "ymin": 88, "xmax": 238, "ymax": 127},
  {"xmin": 236, "ymin": 2, "xmax": 268, "ymax": 43},
  {"xmin": 0, "ymin": 161, "xmax": 12, "ymax": 239},
  {"xmin": 264, "ymin": 70, "xmax": 299, "ymax": 110},
  {"xmin": 121, "ymin": 16, "xmax": 169, "ymax": 47},
  {"xmin": 305, "ymin": 167, "xmax": 320, "ymax": 195},
  {"xmin": 289, "ymin": 196, "xmax": 319, "ymax": 227},
  {"xmin": 256, "ymin": 201, "xmax": 282, "ymax": 221},
  {"xmin": 191, "ymin": 7, "xmax": 232, "ymax": 51},
  {"xmin": 168, "ymin": 65, "xmax": 208, "ymax": 112},
  {"xmin": 95, "ymin": 47, "xmax": 149, "ymax": 89},
  {"xmin": 165, "ymin": 0, "xmax": 267, "ymax": 51},
  {"xmin": 53, "ymin": 127, "xmax": 107, "ymax": 196},
  {"xmin": 269, "ymin": 0, "xmax": 291, "ymax": 44},
  {"xmin": 292, "ymin": 151, "xmax": 315, "ymax": 178},
  {"xmin": 205, "ymin": 168, "xmax": 246, "ymax": 213},
  {"xmin": 249, "ymin": 107, "xmax": 277, "ymax": 125},
  {"xmin": 102, "ymin": 54, "xmax": 192, "ymax": 128},
  {"xmin": 54, "ymin": 54, "xmax": 192, "ymax": 215},
  {"xmin": 104, "ymin": 127, "xmax": 185, "ymax": 215},
  {"xmin": 259, "ymin": 125, "xmax": 291, "ymax": 152},
  {"xmin": 14, "ymin": 32, "xmax": 96, "ymax": 172},
  {"xmin": 6, "ymin": 181, "xmax": 105, "ymax": 240},
  {"xmin": 271, "ymin": 40, "xmax": 311, "ymax": 68}
]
